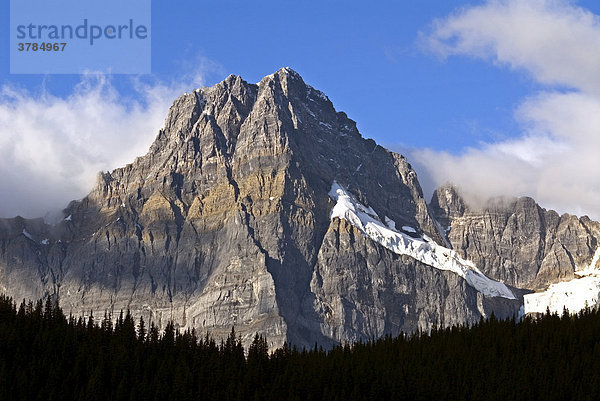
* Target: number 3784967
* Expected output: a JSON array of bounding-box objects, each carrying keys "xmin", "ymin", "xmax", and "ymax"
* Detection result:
[{"xmin": 17, "ymin": 42, "xmax": 67, "ymax": 51}]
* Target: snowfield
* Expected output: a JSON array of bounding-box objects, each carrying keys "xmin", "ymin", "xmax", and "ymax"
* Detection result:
[
  {"xmin": 524, "ymin": 247, "xmax": 600, "ymax": 314},
  {"xmin": 329, "ymin": 181, "xmax": 516, "ymax": 299}
]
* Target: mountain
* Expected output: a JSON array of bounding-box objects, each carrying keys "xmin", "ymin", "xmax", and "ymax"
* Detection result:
[
  {"xmin": 431, "ymin": 184, "xmax": 600, "ymax": 314},
  {"xmin": 0, "ymin": 68, "xmax": 594, "ymax": 348}
]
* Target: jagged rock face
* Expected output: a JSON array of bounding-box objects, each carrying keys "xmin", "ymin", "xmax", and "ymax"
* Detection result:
[
  {"xmin": 431, "ymin": 185, "xmax": 600, "ymax": 290},
  {"xmin": 0, "ymin": 69, "xmax": 521, "ymax": 348},
  {"xmin": 310, "ymin": 218, "xmax": 519, "ymax": 345}
]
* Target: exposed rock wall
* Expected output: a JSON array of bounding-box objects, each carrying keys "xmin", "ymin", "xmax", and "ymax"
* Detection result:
[
  {"xmin": 0, "ymin": 69, "xmax": 535, "ymax": 347},
  {"xmin": 431, "ymin": 184, "xmax": 600, "ymax": 290}
]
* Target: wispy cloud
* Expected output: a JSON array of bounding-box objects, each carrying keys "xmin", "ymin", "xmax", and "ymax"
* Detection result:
[
  {"xmin": 414, "ymin": 0, "xmax": 600, "ymax": 220},
  {"xmin": 0, "ymin": 64, "xmax": 217, "ymax": 219}
]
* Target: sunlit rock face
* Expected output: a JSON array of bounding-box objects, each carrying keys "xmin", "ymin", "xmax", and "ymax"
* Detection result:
[
  {"xmin": 431, "ymin": 184, "xmax": 600, "ymax": 291},
  {"xmin": 0, "ymin": 68, "xmax": 545, "ymax": 348}
]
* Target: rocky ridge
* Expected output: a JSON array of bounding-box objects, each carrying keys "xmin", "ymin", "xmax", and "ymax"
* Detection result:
[
  {"xmin": 0, "ymin": 68, "xmax": 585, "ymax": 347},
  {"xmin": 431, "ymin": 184, "xmax": 600, "ymax": 292}
]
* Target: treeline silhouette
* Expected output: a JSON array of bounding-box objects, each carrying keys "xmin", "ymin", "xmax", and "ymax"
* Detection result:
[{"xmin": 1, "ymin": 294, "xmax": 600, "ymax": 400}]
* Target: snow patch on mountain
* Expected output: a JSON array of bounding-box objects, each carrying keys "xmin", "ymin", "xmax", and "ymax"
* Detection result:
[
  {"xmin": 384, "ymin": 216, "xmax": 396, "ymax": 230},
  {"xmin": 22, "ymin": 229, "xmax": 33, "ymax": 240},
  {"xmin": 329, "ymin": 181, "xmax": 516, "ymax": 299},
  {"xmin": 524, "ymin": 246, "xmax": 600, "ymax": 314}
]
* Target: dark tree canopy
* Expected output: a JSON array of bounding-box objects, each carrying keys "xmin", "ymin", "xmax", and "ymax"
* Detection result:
[{"xmin": 0, "ymin": 293, "xmax": 599, "ymax": 401}]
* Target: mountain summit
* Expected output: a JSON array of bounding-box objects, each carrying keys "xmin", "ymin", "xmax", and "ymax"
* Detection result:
[{"xmin": 0, "ymin": 68, "xmax": 596, "ymax": 347}]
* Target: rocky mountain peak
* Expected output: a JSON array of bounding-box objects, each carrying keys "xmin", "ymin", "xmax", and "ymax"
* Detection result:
[
  {"xmin": 430, "ymin": 183, "xmax": 467, "ymax": 227},
  {"xmin": 432, "ymin": 183, "xmax": 600, "ymax": 292},
  {"xmin": 81, "ymin": 69, "xmax": 443, "ymax": 245},
  {"xmin": 7, "ymin": 68, "xmax": 592, "ymax": 348}
]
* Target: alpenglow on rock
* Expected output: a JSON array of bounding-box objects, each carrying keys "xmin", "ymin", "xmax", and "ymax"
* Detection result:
[{"xmin": 1, "ymin": 68, "xmax": 535, "ymax": 348}]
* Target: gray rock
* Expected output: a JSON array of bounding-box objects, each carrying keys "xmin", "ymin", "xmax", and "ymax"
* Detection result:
[
  {"xmin": 431, "ymin": 185, "xmax": 600, "ymax": 290},
  {"xmin": 0, "ymin": 69, "xmax": 529, "ymax": 348},
  {"xmin": 310, "ymin": 218, "xmax": 521, "ymax": 345}
]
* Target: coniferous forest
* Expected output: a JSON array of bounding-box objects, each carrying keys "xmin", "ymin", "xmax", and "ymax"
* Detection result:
[{"xmin": 1, "ymin": 294, "xmax": 600, "ymax": 400}]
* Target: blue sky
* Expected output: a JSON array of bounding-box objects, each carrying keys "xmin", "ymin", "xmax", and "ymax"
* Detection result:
[
  {"xmin": 1, "ymin": 0, "xmax": 600, "ymax": 220},
  {"xmin": 2, "ymin": 0, "xmax": 539, "ymax": 150},
  {"xmin": 150, "ymin": 0, "xmax": 523, "ymax": 151}
]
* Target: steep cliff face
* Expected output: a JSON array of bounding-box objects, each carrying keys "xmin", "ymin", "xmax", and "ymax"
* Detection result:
[
  {"xmin": 310, "ymin": 218, "xmax": 520, "ymax": 345},
  {"xmin": 0, "ymin": 69, "xmax": 523, "ymax": 347},
  {"xmin": 430, "ymin": 184, "xmax": 600, "ymax": 291}
]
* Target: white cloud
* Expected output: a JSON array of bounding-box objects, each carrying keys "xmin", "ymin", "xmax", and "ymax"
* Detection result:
[
  {"xmin": 423, "ymin": 0, "xmax": 600, "ymax": 93},
  {"xmin": 415, "ymin": 0, "xmax": 600, "ymax": 220},
  {"xmin": 0, "ymin": 69, "xmax": 210, "ymax": 219}
]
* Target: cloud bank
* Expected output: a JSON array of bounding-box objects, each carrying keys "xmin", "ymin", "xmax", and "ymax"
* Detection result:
[
  {"xmin": 0, "ymin": 71, "xmax": 208, "ymax": 219},
  {"xmin": 414, "ymin": 0, "xmax": 600, "ymax": 220}
]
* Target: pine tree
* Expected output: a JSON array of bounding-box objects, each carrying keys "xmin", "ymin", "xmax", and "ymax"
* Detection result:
[{"xmin": 137, "ymin": 316, "xmax": 147, "ymax": 342}]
